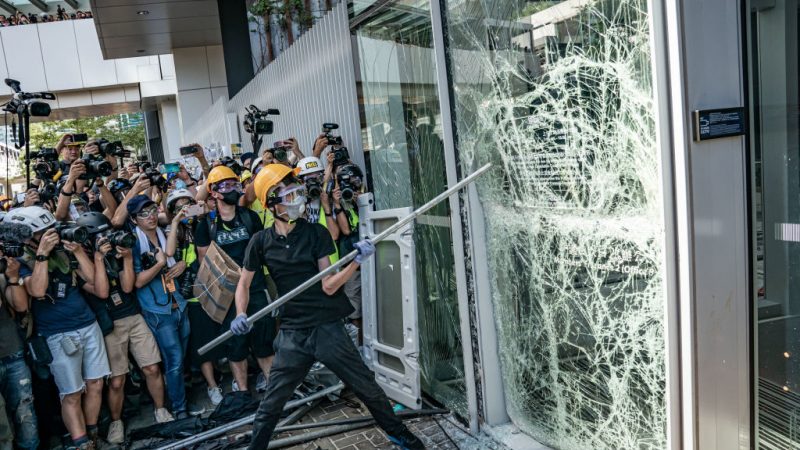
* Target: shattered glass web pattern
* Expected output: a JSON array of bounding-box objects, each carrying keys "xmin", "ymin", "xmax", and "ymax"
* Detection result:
[{"xmin": 448, "ymin": 0, "xmax": 666, "ymax": 448}]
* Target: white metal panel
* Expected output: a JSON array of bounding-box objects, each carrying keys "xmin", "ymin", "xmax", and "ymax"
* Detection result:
[
  {"xmin": 359, "ymin": 194, "xmax": 422, "ymax": 409},
  {"xmin": 177, "ymin": 89, "xmax": 213, "ymax": 136},
  {"xmin": 74, "ymin": 19, "xmax": 118, "ymax": 87},
  {"xmin": 39, "ymin": 21, "xmax": 83, "ymax": 91},
  {"xmin": 173, "ymin": 47, "xmax": 211, "ymax": 91},
  {"xmin": 91, "ymin": 88, "xmax": 127, "ymax": 105},
  {"xmin": 1, "ymin": 25, "xmax": 48, "ymax": 92},
  {"xmin": 115, "ymin": 57, "xmax": 152, "ymax": 83},
  {"xmin": 678, "ymin": 0, "xmax": 750, "ymax": 448},
  {"xmin": 206, "ymin": 45, "xmax": 227, "ymax": 88}
]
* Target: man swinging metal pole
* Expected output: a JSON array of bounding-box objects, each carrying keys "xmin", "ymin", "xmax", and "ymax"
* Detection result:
[{"xmin": 198, "ymin": 162, "xmax": 492, "ymax": 356}]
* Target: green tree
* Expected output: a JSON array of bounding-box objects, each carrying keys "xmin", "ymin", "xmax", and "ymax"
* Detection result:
[
  {"xmin": 18, "ymin": 113, "xmax": 145, "ymax": 180},
  {"xmin": 28, "ymin": 113, "xmax": 146, "ymax": 153}
]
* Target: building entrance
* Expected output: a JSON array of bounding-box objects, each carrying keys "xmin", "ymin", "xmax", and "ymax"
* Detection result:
[{"xmin": 748, "ymin": 0, "xmax": 800, "ymax": 448}]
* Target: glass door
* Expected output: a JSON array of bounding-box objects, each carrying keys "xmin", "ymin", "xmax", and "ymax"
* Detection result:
[{"xmin": 748, "ymin": 0, "xmax": 800, "ymax": 448}]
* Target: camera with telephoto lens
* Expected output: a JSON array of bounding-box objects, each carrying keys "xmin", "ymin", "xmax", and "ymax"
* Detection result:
[
  {"xmin": 80, "ymin": 155, "xmax": 113, "ymax": 180},
  {"xmin": 322, "ymin": 123, "xmax": 343, "ymax": 147},
  {"xmin": 243, "ymin": 105, "xmax": 279, "ymax": 135},
  {"xmin": 105, "ymin": 230, "xmax": 136, "ymax": 249},
  {"xmin": 332, "ymin": 147, "xmax": 350, "ymax": 168},
  {"xmin": 180, "ymin": 269, "xmax": 197, "ymax": 299},
  {"xmin": 29, "ymin": 147, "xmax": 60, "ymax": 181},
  {"xmin": 336, "ymin": 164, "xmax": 364, "ymax": 202},
  {"xmin": 0, "ymin": 242, "xmax": 24, "ymax": 274},
  {"xmin": 220, "ymin": 156, "xmax": 244, "ymax": 176},
  {"xmin": 97, "ymin": 139, "xmax": 129, "ymax": 158},
  {"xmin": 144, "ymin": 168, "xmax": 168, "ymax": 191},
  {"xmin": 265, "ymin": 145, "xmax": 288, "ymax": 164},
  {"xmin": 305, "ymin": 178, "xmax": 322, "ymax": 200},
  {"xmin": 55, "ymin": 223, "xmax": 89, "ymax": 244},
  {"xmin": 37, "ymin": 181, "xmax": 57, "ymax": 204}
]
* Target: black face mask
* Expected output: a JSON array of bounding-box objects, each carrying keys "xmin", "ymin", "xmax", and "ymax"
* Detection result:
[{"xmin": 220, "ymin": 191, "xmax": 241, "ymax": 205}]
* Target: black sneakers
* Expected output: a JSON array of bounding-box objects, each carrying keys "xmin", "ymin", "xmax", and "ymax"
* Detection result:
[{"xmin": 387, "ymin": 430, "xmax": 426, "ymax": 450}]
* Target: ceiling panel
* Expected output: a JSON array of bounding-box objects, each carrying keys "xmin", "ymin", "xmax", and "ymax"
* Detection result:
[
  {"xmin": 95, "ymin": 1, "xmax": 218, "ymax": 24},
  {"xmin": 97, "ymin": 16, "xmax": 220, "ymax": 38},
  {"xmin": 91, "ymin": 0, "xmax": 221, "ymax": 58}
]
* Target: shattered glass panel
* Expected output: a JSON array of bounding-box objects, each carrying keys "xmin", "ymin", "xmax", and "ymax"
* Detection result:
[
  {"xmin": 353, "ymin": 1, "xmax": 469, "ymax": 416},
  {"xmin": 446, "ymin": 0, "xmax": 666, "ymax": 448}
]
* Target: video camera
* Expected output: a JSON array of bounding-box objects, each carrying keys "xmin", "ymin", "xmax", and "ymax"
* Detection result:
[
  {"xmin": 322, "ymin": 123, "xmax": 343, "ymax": 147},
  {"xmin": 97, "ymin": 139, "xmax": 129, "ymax": 158},
  {"xmin": 243, "ymin": 105, "xmax": 279, "ymax": 153},
  {"xmin": 29, "ymin": 147, "xmax": 60, "ymax": 181},
  {"xmin": 243, "ymin": 105, "xmax": 279, "ymax": 136},
  {"xmin": 2, "ymin": 79, "xmax": 54, "ymax": 118},
  {"xmin": 0, "ymin": 242, "xmax": 23, "ymax": 274}
]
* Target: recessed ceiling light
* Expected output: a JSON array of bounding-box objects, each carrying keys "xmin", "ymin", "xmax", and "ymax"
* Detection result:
[
  {"xmin": 137, "ymin": 49, "xmax": 146, "ymax": 53},
  {"xmin": 137, "ymin": 10, "xmax": 149, "ymax": 15}
]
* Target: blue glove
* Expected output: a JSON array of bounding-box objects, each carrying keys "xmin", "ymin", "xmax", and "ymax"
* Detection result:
[
  {"xmin": 230, "ymin": 313, "xmax": 252, "ymax": 335},
  {"xmin": 354, "ymin": 239, "xmax": 376, "ymax": 264}
]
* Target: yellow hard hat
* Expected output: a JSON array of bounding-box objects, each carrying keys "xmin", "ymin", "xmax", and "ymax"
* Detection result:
[
  {"xmin": 207, "ymin": 165, "xmax": 238, "ymax": 187},
  {"xmin": 253, "ymin": 164, "xmax": 293, "ymax": 206},
  {"xmin": 240, "ymin": 170, "xmax": 253, "ymax": 183}
]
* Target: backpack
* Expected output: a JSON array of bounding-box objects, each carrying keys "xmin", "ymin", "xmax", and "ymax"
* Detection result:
[{"xmin": 207, "ymin": 207, "xmax": 260, "ymax": 241}]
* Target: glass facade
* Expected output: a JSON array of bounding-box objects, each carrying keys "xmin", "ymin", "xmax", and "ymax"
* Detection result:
[
  {"xmin": 445, "ymin": 0, "xmax": 667, "ymax": 448},
  {"xmin": 352, "ymin": 0, "xmax": 469, "ymax": 415},
  {"xmin": 748, "ymin": 0, "xmax": 800, "ymax": 447},
  {"xmin": 353, "ymin": 0, "xmax": 667, "ymax": 447}
]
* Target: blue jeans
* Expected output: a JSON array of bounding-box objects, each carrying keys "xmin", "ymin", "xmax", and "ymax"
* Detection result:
[
  {"xmin": 142, "ymin": 309, "xmax": 190, "ymax": 414},
  {"xmin": 0, "ymin": 352, "xmax": 38, "ymax": 449}
]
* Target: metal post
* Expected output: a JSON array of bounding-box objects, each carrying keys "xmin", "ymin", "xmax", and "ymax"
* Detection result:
[
  {"xmin": 154, "ymin": 382, "xmax": 345, "ymax": 450},
  {"xmin": 199, "ymin": 162, "xmax": 493, "ymax": 356}
]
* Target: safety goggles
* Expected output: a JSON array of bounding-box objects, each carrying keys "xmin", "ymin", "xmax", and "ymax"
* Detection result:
[
  {"xmin": 136, "ymin": 205, "xmax": 158, "ymax": 219},
  {"xmin": 275, "ymin": 185, "xmax": 306, "ymax": 204},
  {"xmin": 214, "ymin": 179, "xmax": 243, "ymax": 194}
]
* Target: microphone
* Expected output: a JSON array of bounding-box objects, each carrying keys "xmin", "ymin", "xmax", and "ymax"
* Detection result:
[{"xmin": 0, "ymin": 222, "xmax": 33, "ymax": 244}]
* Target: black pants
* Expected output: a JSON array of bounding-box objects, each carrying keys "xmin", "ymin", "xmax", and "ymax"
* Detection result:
[{"xmin": 249, "ymin": 321, "xmax": 409, "ymax": 449}]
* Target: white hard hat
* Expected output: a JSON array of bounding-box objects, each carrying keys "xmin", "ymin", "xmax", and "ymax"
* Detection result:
[
  {"xmin": 6, "ymin": 206, "xmax": 55, "ymax": 233},
  {"xmin": 296, "ymin": 157, "xmax": 324, "ymax": 176},
  {"xmin": 251, "ymin": 157, "xmax": 263, "ymax": 172},
  {"xmin": 166, "ymin": 189, "xmax": 194, "ymax": 210}
]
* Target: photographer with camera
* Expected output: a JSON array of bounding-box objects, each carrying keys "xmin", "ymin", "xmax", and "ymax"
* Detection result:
[
  {"xmin": 195, "ymin": 166, "xmax": 275, "ymax": 393},
  {"xmin": 75, "ymin": 212, "xmax": 173, "ymax": 443},
  {"xmin": 296, "ymin": 157, "xmax": 340, "ymax": 243},
  {"xmin": 236, "ymin": 165, "xmax": 424, "ymax": 450},
  {"xmin": 6, "ymin": 206, "xmax": 111, "ymax": 450},
  {"xmin": 0, "ymin": 224, "xmax": 39, "ymax": 450},
  {"xmin": 333, "ymin": 161, "xmax": 368, "ymax": 332},
  {"xmin": 164, "ymin": 190, "xmax": 225, "ymax": 405},
  {"xmin": 129, "ymin": 195, "xmax": 190, "ymax": 419},
  {"xmin": 111, "ymin": 175, "xmax": 154, "ymax": 230}
]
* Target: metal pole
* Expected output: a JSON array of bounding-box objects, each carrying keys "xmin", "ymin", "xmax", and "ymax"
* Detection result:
[
  {"xmin": 199, "ymin": 162, "xmax": 492, "ymax": 356},
  {"xmin": 154, "ymin": 382, "xmax": 345, "ymax": 450}
]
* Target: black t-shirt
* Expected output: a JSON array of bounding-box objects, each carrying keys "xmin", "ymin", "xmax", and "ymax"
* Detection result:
[
  {"xmin": 195, "ymin": 208, "xmax": 266, "ymax": 293},
  {"xmin": 243, "ymin": 219, "xmax": 353, "ymax": 329},
  {"xmin": 0, "ymin": 304, "xmax": 22, "ymax": 358},
  {"xmin": 105, "ymin": 263, "xmax": 140, "ymax": 321}
]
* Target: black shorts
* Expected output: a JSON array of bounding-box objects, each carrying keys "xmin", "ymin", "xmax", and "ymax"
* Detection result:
[
  {"xmin": 187, "ymin": 302, "xmax": 225, "ymax": 366},
  {"xmin": 222, "ymin": 291, "xmax": 277, "ymax": 362}
]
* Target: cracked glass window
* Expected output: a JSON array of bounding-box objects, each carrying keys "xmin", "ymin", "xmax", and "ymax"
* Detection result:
[
  {"xmin": 446, "ymin": 0, "xmax": 666, "ymax": 448},
  {"xmin": 353, "ymin": 0, "xmax": 469, "ymax": 416}
]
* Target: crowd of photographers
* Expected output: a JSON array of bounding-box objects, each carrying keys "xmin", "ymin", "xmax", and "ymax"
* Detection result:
[
  {"xmin": 0, "ymin": 6, "xmax": 92, "ymax": 27},
  {"xmin": 0, "ymin": 125, "xmax": 375, "ymax": 450}
]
